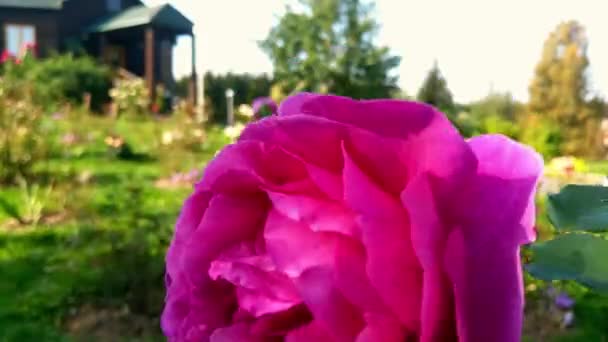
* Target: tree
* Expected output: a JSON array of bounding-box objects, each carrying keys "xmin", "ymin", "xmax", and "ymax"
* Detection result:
[
  {"xmin": 416, "ymin": 62, "xmax": 454, "ymax": 113},
  {"xmin": 528, "ymin": 20, "xmax": 601, "ymax": 156},
  {"xmin": 261, "ymin": 0, "xmax": 400, "ymax": 99},
  {"xmin": 468, "ymin": 92, "xmax": 519, "ymax": 121}
]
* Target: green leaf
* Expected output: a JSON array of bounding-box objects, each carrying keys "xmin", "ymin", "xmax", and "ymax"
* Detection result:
[
  {"xmin": 527, "ymin": 233, "xmax": 608, "ymax": 292},
  {"xmin": 0, "ymin": 196, "xmax": 23, "ymax": 223},
  {"xmin": 548, "ymin": 184, "xmax": 608, "ymax": 232}
]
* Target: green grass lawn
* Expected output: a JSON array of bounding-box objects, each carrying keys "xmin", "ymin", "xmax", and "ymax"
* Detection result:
[
  {"xmin": 1, "ymin": 113, "xmax": 608, "ymax": 341},
  {"xmin": 587, "ymin": 160, "xmax": 608, "ymax": 175},
  {"xmin": 0, "ymin": 114, "xmax": 228, "ymax": 341}
]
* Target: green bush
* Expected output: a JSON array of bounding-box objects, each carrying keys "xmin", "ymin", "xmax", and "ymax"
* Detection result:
[
  {"xmin": 109, "ymin": 78, "xmax": 150, "ymax": 116},
  {"xmin": 519, "ymin": 113, "xmax": 562, "ymax": 160},
  {"xmin": 26, "ymin": 54, "xmax": 112, "ymax": 111},
  {"xmin": 479, "ymin": 114, "xmax": 520, "ymax": 139},
  {"xmin": 0, "ymin": 79, "xmax": 49, "ymax": 183},
  {"xmin": 449, "ymin": 111, "xmax": 477, "ymax": 137}
]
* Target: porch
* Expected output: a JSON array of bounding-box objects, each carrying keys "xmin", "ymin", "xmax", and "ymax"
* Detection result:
[{"xmin": 84, "ymin": 4, "xmax": 197, "ymax": 105}]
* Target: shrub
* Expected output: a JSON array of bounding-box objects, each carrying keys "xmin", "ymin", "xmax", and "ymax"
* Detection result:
[
  {"xmin": 109, "ymin": 78, "xmax": 150, "ymax": 116},
  {"xmin": 0, "ymin": 79, "xmax": 48, "ymax": 183},
  {"xmin": 519, "ymin": 113, "xmax": 562, "ymax": 160},
  {"xmin": 479, "ymin": 114, "xmax": 520, "ymax": 139},
  {"xmin": 452, "ymin": 111, "xmax": 479, "ymax": 137},
  {"xmin": 26, "ymin": 54, "xmax": 112, "ymax": 111}
]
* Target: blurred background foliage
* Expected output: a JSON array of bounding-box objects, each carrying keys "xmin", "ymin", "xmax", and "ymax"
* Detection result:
[{"xmin": 0, "ymin": 0, "xmax": 607, "ymax": 341}]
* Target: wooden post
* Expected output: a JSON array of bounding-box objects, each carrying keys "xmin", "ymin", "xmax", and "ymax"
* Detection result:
[
  {"xmin": 145, "ymin": 27, "xmax": 155, "ymax": 103},
  {"xmin": 83, "ymin": 92, "xmax": 91, "ymax": 111},
  {"xmin": 189, "ymin": 33, "xmax": 197, "ymax": 107}
]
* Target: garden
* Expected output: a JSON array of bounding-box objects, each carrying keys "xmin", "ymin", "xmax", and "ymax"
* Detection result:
[
  {"xmin": 0, "ymin": 55, "xmax": 606, "ymax": 342},
  {"xmin": 0, "ymin": 52, "xmax": 234, "ymax": 341},
  {"xmin": 1, "ymin": 3, "xmax": 608, "ymax": 341}
]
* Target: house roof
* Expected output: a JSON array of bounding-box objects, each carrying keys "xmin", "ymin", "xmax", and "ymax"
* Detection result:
[
  {"xmin": 0, "ymin": 0, "xmax": 63, "ymax": 9},
  {"xmin": 86, "ymin": 4, "xmax": 193, "ymax": 34}
]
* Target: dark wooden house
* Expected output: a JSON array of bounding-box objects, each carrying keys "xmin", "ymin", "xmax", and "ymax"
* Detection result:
[{"xmin": 0, "ymin": 0, "xmax": 196, "ymax": 101}]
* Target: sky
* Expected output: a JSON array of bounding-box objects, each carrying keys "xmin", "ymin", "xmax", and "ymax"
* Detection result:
[{"xmin": 145, "ymin": 0, "xmax": 608, "ymax": 103}]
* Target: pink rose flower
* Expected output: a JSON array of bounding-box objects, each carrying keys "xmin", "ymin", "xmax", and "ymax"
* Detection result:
[
  {"xmin": 0, "ymin": 50, "xmax": 14, "ymax": 63},
  {"xmin": 23, "ymin": 42, "xmax": 37, "ymax": 57},
  {"xmin": 162, "ymin": 93, "xmax": 542, "ymax": 341}
]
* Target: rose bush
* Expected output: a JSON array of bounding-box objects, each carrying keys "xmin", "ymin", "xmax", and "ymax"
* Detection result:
[{"xmin": 163, "ymin": 93, "xmax": 543, "ymax": 341}]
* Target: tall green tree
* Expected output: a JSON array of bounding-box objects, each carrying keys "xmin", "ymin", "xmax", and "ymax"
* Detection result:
[
  {"xmin": 528, "ymin": 20, "xmax": 601, "ymax": 156},
  {"xmin": 468, "ymin": 92, "xmax": 519, "ymax": 121},
  {"xmin": 261, "ymin": 0, "xmax": 400, "ymax": 99},
  {"xmin": 416, "ymin": 62, "xmax": 454, "ymax": 113}
]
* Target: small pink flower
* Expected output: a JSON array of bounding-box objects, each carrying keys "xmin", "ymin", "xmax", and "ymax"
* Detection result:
[
  {"xmin": 0, "ymin": 50, "xmax": 14, "ymax": 63},
  {"xmin": 61, "ymin": 133, "xmax": 77, "ymax": 145},
  {"xmin": 51, "ymin": 112, "xmax": 64, "ymax": 120},
  {"xmin": 23, "ymin": 42, "xmax": 37, "ymax": 57},
  {"xmin": 252, "ymin": 97, "xmax": 278, "ymax": 120},
  {"xmin": 162, "ymin": 93, "xmax": 543, "ymax": 341}
]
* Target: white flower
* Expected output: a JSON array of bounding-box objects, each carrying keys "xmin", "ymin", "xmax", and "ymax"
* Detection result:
[
  {"xmin": 192, "ymin": 129, "xmax": 204, "ymax": 138},
  {"xmin": 223, "ymin": 124, "xmax": 245, "ymax": 140},
  {"xmin": 16, "ymin": 126, "xmax": 29, "ymax": 137},
  {"xmin": 562, "ymin": 311, "xmax": 574, "ymax": 328},
  {"xmin": 162, "ymin": 131, "xmax": 174, "ymax": 145},
  {"xmin": 237, "ymin": 104, "xmax": 254, "ymax": 118}
]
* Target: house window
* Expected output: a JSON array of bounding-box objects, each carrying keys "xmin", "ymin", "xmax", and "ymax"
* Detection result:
[
  {"xmin": 107, "ymin": 0, "xmax": 121, "ymax": 12},
  {"xmin": 5, "ymin": 24, "xmax": 35, "ymax": 57}
]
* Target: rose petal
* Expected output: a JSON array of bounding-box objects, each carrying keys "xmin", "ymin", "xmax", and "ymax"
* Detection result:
[
  {"xmin": 264, "ymin": 209, "xmax": 352, "ymax": 278},
  {"xmin": 209, "ymin": 243, "xmax": 301, "ymax": 317},
  {"xmin": 418, "ymin": 267, "xmax": 457, "ymax": 342},
  {"xmin": 401, "ymin": 175, "xmax": 459, "ymax": 339},
  {"xmin": 278, "ymin": 92, "xmax": 319, "ymax": 116},
  {"xmin": 443, "ymin": 135, "xmax": 543, "ymax": 342},
  {"xmin": 180, "ymin": 193, "xmax": 268, "ymax": 286},
  {"xmin": 286, "ymin": 321, "xmax": 335, "ymax": 342},
  {"xmin": 444, "ymin": 228, "xmax": 525, "ymax": 342},
  {"xmin": 162, "ymin": 275, "xmax": 234, "ymax": 341},
  {"xmin": 278, "ymin": 93, "xmax": 434, "ymax": 138},
  {"xmin": 267, "ymin": 191, "xmax": 358, "ymax": 237},
  {"xmin": 305, "ymin": 163, "xmax": 343, "ymax": 201},
  {"xmin": 342, "ymin": 144, "xmax": 422, "ymax": 330},
  {"xmin": 356, "ymin": 313, "xmax": 407, "ymax": 342},
  {"xmin": 333, "ymin": 239, "xmax": 386, "ymax": 313},
  {"xmin": 466, "ymin": 134, "xmax": 543, "ymax": 244},
  {"xmin": 240, "ymin": 115, "xmax": 346, "ymax": 173},
  {"xmin": 344, "ymin": 129, "xmax": 408, "ymax": 195},
  {"xmin": 166, "ymin": 190, "xmax": 213, "ymax": 276},
  {"xmin": 210, "ymin": 323, "xmax": 262, "ymax": 342},
  {"xmin": 200, "ymin": 141, "xmax": 313, "ymax": 194},
  {"xmin": 272, "ymin": 94, "xmax": 475, "ymax": 193},
  {"xmin": 163, "ymin": 192, "xmax": 269, "ymax": 339},
  {"xmin": 295, "ymin": 266, "xmax": 365, "ymax": 341},
  {"xmin": 235, "ymin": 287, "xmax": 298, "ymax": 319},
  {"xmin": 251, "ymin": 304, "xmax": 312, "ymax": 337}
]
